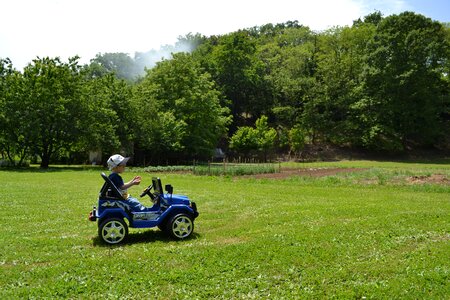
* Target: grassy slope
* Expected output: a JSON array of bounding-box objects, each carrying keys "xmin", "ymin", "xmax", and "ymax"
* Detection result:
[{"xmin": 0, "ymin": 162, "xmax": 449, "ymax": 299}]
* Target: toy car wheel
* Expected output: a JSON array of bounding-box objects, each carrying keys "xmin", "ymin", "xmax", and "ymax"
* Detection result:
[
  {"xmin": 167, "ymin": 213, "xmax": 194, "ymax": 239},
  {"xmin": 157, "ymin": 220, "xmax": 167, "ymax": 231},
  {"xmin": 99, "ymin": 218, "xmax": 128, "ymax": 245}
]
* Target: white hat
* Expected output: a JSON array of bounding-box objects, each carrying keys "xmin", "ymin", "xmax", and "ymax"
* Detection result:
[{"xmin": 107, "ymin": 154, "xmax": 130, "ymax": 170}]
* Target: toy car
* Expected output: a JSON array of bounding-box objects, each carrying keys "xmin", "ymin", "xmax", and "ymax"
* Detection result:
[{"xmin": 89, "ymin": 173, "xmax": 199, "ymax": 245}]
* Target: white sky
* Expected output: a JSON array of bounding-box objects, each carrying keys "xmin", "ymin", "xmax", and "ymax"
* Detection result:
[{"xmin": 0, "ymin": 0, "xmax": 448, "ymax": 70}]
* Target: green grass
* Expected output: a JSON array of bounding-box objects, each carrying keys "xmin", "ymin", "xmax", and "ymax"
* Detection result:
[
  {"xmin": 134, "ymin": 162, "xmax": 278, "ymax": 176},
  {"xmin": 283, "ymin": 158, "xmax": 450, "ymax": 170},
  {"xmin": 1, "ymin": 161, "xmax": 449, "ymax": 299},
  {"xmin": 193, "ymin": 162, "xmax": 277, "ymax": 176}
]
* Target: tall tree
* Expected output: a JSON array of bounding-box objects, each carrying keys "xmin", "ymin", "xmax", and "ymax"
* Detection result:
[
  {"xmin": 134, "ymin": 52, "xmax": 231, "ymax": 161},
  {"xmin": 22, "ymin": 57, "xmax": 85, "ymax": 168},
  {"xmin": 302, "ymin": 22, "xmax": 375, "ymax": 145},
  {"xmin": 258, "ymin": 26, "xmax": 317, "ymax": 130},
  {"xmin": 364, "ymin": 12, "xmax": 450, "ymax": 150},
  {"xmin": 90, "ymin": 53, "xmax": 139, "ymax": 82},
  {"xmin": 132, "ymin": 80, "xmax": 187, "ymax": 164},
  {"xmin": 0, "ymin": 58, "xmax": 29, "ymax": 165},
  {"xmin": 254, "ymin": 115, "xmax": 277, "ymax": 161},
  {"xmin": 211, "ymin": 31, "xmax": 270, "ymax": 129},
  {"xmin": 79, "ymin": 68, "xmax": 128, "ymax": 157}
]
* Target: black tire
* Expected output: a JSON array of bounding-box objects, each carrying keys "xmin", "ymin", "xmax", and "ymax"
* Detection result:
[
  {"xmin": 166, "ymin": 213, "xmax": 194, "ymax": 239},
  {"xmin": 99, "ymin": 218, "xmax": 128, "ymax": 245},
  {"xmin": 157, "ymin": 220, "xmax": 167, "ymax": 231}
]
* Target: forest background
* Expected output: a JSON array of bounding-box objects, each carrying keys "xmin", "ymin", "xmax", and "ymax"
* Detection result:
[{"xmin": 1, "ymin": 11, "xmax": 449, "ymax": 168}]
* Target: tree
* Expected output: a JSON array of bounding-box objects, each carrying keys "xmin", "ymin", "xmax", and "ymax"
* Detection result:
[
  {"xmin": 0, "ymin": 58, "xmax": 29, "ymax": 165},
  {"xmin": 258, "ymin": 26, "xmax": 317, "ymax": 129},
  {"xmin": 254, "ymin": 116, "xmax": 277, "ymax": 161},
  {"xmin": 90, "ymin": 53, "xmax": 139, "ymax": 82},
  {"xmin": 289, "ymin": 125, "xmax": 306, "ymax": 158},
  {"xmin": 229, "ymin": 115, "xmax": 277, "ymax": 161},
  {"xmin": 78, "ymin": 70, "xmax": 124, "ymax": 157},
  {"xmin": 300, "ymin": 22, "xmax": 376, "ymax": 146},
  {"xmin": 175, "ymin": 32, "xmax": 207, "ymax": 53},
  {"xmin": 134, "ymin": 52, "xmax": 231, "ymax": 162},
  {"xmin": 229, "ymin": 126, "xmax": 258, "ymax": 157},
  {"xmin": 21, "ymin": 57, "xmax": 85, "ymax": 168},
  {"xmin": 132, "ymin": 81, "xmax": 186, "ymax": 164},
  {"xmin": 363, "ymin": 12, "xmax": 450, "ymax": 150},
  {"xmin": 210, "ymin": 31, "xmax": 271, "ymax": 129}
]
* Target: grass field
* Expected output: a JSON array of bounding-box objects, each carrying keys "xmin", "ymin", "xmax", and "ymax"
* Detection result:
[{"xmin": 1, "ymin": 161, "xmax": 449, "ymax": 299}]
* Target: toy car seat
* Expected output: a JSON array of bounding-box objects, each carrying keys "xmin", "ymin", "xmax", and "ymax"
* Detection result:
[{"xmin": 99, "ymin": 172, "xmax": 125, "ymax": 200}]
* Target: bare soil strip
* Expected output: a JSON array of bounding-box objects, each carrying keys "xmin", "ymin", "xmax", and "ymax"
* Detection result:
[{"xmin": 248, "ymin": 167, "xmax": 366, "ymax": 179}]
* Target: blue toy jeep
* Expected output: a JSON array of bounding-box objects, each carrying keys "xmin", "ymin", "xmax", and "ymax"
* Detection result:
[{"xmin": 89, "ymin": 173, "xmax": 199, "ymax": 245}]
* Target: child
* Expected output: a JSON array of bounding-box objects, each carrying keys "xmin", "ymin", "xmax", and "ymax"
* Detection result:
[{"xmin": 107, "ymin": 154, "xmax": 149, "ymax": 211}]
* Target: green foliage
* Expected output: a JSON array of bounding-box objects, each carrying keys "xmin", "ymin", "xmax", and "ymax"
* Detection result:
[
  {"xmin": 132, "ymin": 83, "xmax": 187, "ymax": 162},
  {"xmin": 229, "ymin": 126, "xmax": 258, "ymax": 154},
  {"xmin": 254, "ymin": 116, "xmax": 277, "ymax": 158},
  {"xmin": 79, "ymin": 72, "xmax": 129, "ymax": 155},
  {"xmin": 363, "ymin": 12, "xmax": 449, "ymax": 150},
  {"xmin": 206, "ymin": 31, "xmax": 271, "ymax": 127},
  {"xmin": 134, "ymin": 52, "xmax": 231, "ymax": 161},
  {"xmin": 20, "ymin": 57, "xmax": 86, "ymax": 168},
  {"xmin": 0, "ymin": 57, "xmax": 137, "ymax": 167},
  {"xmin": 230, "ymin": 116, "xmax": 277, "ymax": 160},
  {"xmin": 90, "ymin": 34, "xmax": 207, "ymax": 82},
  {"xmin": 90, "ymin": 52, "xmax": 139, "ymax": 82},
  {"xmin": 289, "ymin": 125, "xmax": 306, "ymax": 154},
  {"xmin": 1, "ymin": 13, "xmax": 449, "ymax": 166},
  {"xmin": 0, "ymin": 58, "xmax": 29, "ymax": 165},
  {"xmin": 300, "ymin": 24, "xmax": 376, "ymax": 145},
  {"xmin": 260, "ymin": 26, "xmax": 317, "ymax": 127}
]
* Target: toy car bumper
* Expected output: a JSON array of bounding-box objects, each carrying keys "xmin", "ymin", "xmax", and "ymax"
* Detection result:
[
  {"xmin": 88, "ymin": 208, "xmax": 97, "ymax": 221},
  {"xmin": 191, "ymin": 201, "xmax": 199, "ymax": 218}
]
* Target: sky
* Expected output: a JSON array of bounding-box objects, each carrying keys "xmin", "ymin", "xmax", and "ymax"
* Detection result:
[{"xmin": 1, "ymin": 0, "xmax": 449, "ymax": 70}]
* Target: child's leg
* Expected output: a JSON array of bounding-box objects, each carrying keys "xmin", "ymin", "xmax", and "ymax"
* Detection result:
[{"xmin": 127, "ymin": 197, "xmax": 147, "ymax": 211}]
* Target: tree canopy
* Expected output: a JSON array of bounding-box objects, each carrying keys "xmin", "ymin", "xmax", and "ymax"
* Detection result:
[{"xmin": 1, "ymin": 11, "xmax": 449, "ymax": 167}]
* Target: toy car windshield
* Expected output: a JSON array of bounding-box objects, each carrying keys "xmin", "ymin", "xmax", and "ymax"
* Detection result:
[{"xmin": 152, "ymin": 177, "xmax": 163, "ymax": 195}]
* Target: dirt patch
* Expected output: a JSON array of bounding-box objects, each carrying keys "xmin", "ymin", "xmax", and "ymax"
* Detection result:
[
  {"xmin": 244, "ymin": 167, "xmax": 367, "ymax": 179},
  {"xmin": 407, "ymin": 174, "xmax": 449, "ymax": 185}
]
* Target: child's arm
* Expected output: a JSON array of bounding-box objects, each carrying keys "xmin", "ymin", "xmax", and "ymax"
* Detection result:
[{"xmin": 121, "ymin": 176, "xmax": 141, "ymax": 190}]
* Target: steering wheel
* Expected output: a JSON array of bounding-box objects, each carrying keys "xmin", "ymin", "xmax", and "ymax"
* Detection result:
[{"xmin": 140, "ymin": 184, "xmax": 154, "ymax": 199}]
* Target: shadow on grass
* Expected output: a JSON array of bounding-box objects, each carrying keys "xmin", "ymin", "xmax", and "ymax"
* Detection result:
[{"xmin": 92, "ymin": 229, "xmax": 201, "ymax": 247}]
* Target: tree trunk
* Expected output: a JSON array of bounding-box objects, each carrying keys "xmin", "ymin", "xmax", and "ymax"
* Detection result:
[
  {"xmin": 40, "ymin": 139, "xmax": 54, "ymax": 168},
  {"xmin": 40, "ymin": 153, "xmax": 50, "ymax": 169}
]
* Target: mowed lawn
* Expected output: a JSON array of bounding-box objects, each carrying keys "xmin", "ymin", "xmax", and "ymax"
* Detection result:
[{"xmin": 0, "ymin": 161, "xmax": 449, "ymax": 299}]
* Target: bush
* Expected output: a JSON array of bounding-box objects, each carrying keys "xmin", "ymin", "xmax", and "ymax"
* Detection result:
[{"xmin": 0, "ymin": 159, "xmax": 30, "ymax": 167}]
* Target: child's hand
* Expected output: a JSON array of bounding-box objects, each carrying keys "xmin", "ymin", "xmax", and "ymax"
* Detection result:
[{"xmin": 133, "ymin": 176, "xmax": 142, "ymax": 185}]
